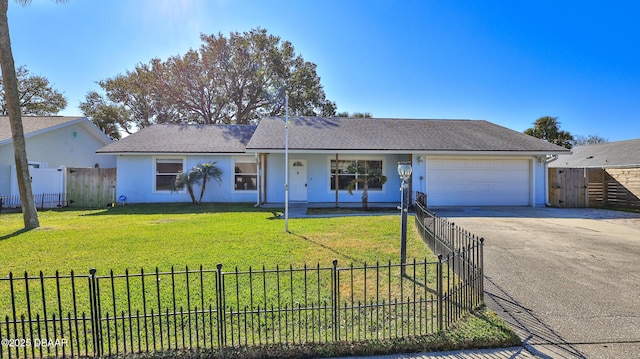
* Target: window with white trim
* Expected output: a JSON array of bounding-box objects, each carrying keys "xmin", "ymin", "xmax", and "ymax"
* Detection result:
[
  {"xmin": 330, "ymin": 159, "xmax": 384, "ymax": 191},
  {"xmin": 234, "ymin": 161, "xmax": 257, "ymax": 191},
  {"xmin": 155, "ymin": 158, "xmax": 184, "ymax": 192}
]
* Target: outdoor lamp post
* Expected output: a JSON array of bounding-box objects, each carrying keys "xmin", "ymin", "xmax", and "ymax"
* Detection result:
[{"xmin": 397, "ymin": 161, "xmax": 412, "ymax": 276}]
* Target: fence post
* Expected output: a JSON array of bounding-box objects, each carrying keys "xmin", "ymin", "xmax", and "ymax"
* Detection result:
[
  {"xmin": 331, "ymin": 259, "xmax": 339, "ymax": 342},
  {"xmin": 88, "ymin": 268, "xmax": 102, "ymax": 357},
  {"xmin": 436, "ymin": 255, "xmax": 443, "ymax": 332},
  {"xmin": 479, "ymin": 238, "xmax": 485, "ymax": 304},
  {"xmin": 215, "ymin": 263, "xmax": 226, "ymax": 348}
]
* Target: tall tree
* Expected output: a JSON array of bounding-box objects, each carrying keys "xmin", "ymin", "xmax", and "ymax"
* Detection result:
[
  {"xmin": 1, "ymin": 0, "xmax": 34, "ymax": 228},
  {"xmin": 82, "ymin": 28, "xmax": 336, "ymax": 131},
  {"xmin": 524, "ymin": 116, "xmax": 574, "ymax": 149},
  {"xmin": 79, "ymin": 91, "xmax": 128, "ymax": 139},
  {"xmin": 0, "ymin": 65, "xmax": 67, "ymax": 115},
  {"xmin": 0, "ymin": 0, "xmax": 66, "ymax": 229},
  {"xmin": 572, "ymin": 134, "xmax": 609, "ymax": 146}
]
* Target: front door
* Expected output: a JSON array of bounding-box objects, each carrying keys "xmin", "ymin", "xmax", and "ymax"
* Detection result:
[{"xmin": 289, "ymin": 159, "xmax": 307, "ymax": 201}]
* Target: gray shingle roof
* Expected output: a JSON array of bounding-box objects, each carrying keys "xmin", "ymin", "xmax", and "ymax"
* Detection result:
[
  {"xmin": 246, "ymin": 117, "xmax": 570, "ymax": 153},
  {"xmin": 0, "ymin": 116, "xmax": 84, "ymax": 143},
  {"xmin": 550, "ymin": 138, "xmax": 640, "ymax": 168},
  {"xmin": 97, "ymin": 124, "xmax": 257, "ymax": 154}
]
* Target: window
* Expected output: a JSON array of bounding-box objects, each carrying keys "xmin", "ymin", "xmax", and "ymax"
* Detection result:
[
  {"xmin": 155, "ymin": 158, "xmax": 183, "ymax": 192},
  {"xmin": 330, "ymin": 159, "xmax": 384, "ymax": 191},
  {"xmin": 235, "ymin": 161, "xmax": 257, "ymax": 190}
]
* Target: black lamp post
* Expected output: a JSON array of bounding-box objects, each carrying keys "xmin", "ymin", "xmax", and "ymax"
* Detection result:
[{"xmin": 397, "ymin": 161, "xmax": 412, "ymax": 276}]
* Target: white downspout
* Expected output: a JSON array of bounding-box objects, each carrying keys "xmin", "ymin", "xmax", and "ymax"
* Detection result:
[{"xmin": 545, "ymin": 155, "xmax": 558, "ymax": 206}]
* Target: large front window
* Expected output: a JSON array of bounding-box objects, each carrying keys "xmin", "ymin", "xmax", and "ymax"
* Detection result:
[
  {"xmin": 235, "ymin": 161, "xmax": 257, "ymax": 190},
  {"xmin": 155, "ymin": 158, "xmax": 183, "ymax": 192},
  {"xmin": 330, "ymin": 159, "xmax": 383, "ymax": 191}
]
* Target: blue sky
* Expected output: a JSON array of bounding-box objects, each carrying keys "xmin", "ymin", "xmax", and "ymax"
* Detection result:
[{"xmin": 7, "ymin": 0, "xmax": 640, "ymax": 141}]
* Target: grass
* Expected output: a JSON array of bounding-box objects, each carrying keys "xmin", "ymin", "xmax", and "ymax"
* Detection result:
[
  {"xmin": 0, "ymin": 203, "xmax": 432, "ymax": 275},
  {"xmin": 1, "ymin": 203, "xmax": 435, "ymax": 320},
  {"xmin": 95, "ymin": 307, "xmax": 521, "ymax": 359},
  {"xmin": 0, "ymin": 203, "xmax": 520, "ymax": 356}
]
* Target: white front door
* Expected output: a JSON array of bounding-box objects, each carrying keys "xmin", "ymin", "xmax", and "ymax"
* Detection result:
[{"xmin": 289, "ymin": 159, "xmax": 307, "ymax": 201}]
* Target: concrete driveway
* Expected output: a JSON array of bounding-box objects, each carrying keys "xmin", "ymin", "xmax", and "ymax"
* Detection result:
[{"xmin": 431, "ymin": 207, "xmax": 640, "ymax": 359}]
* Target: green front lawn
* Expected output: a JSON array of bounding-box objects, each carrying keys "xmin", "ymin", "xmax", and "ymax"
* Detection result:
[
  {"xmin": 0, "ymin": 203, "xmax": 431, "ymax": 275},
  {"xmin": 0, "ymin": 204, "xmax": 520, "ymax": 356}
]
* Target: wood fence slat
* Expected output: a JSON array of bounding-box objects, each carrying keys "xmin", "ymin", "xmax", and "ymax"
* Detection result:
[
  {"xmin": 66, "ymin": 168, "xmax": 116, "ymax": 208},
  {"xmin": 549, "ymin": 167, "xmax": 640, "ymax": 208}
]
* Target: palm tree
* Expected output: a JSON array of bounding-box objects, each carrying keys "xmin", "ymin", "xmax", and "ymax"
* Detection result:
[
  {"xmin": 196, "ymin": 162, "xmax": 222, "ymax": 204},
  {"xmin": 346, "ymin": 161, "xmax": 388, "ymax": 210},
  {"xmin": 0, "ymin": 0, "xmax": 66, "ymax": 229},
  {"xmin": 173, "ymin": 170, "xmax": 200, "ymax": 205},
  {"xmin": 173, "ymin": 162, "xmax": 223, "ymax": 205}
]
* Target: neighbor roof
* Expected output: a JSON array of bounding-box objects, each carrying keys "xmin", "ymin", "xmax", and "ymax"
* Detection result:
[
  {"xmin": 246, "ymin": 117, "xmax": 570, "ymax": 153},
  {"xmin": 97, "ymin": 124, "xmax": 257, "ymax": 154},
  {"xmin": 550, "ymin": 138, "xmax": 640, "ymax": 168},
  {"xmin": 0, "ymin": 116, "xmax": 86, "ymax": 144}
]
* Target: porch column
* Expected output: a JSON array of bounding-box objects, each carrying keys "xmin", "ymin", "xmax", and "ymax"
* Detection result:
[
  {"xmin": 408, "ymin": 154, "xmax": 413, "ymax": 205},
  {"xmin": 335, "ymin": 153, "xmax": 339, "ymax": 207},
  {"xmin": 261, "ymin": 154, "xmax": 268, "ymax": 204}
]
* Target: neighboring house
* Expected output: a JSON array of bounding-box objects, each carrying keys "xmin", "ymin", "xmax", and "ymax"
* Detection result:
[
  {"xmin": 550, "ymin": 138, "xmax": 640, "ymax": 168},
  {"xmin": 99, "ymin": 117, "xmax": 569, "ymax": 207},
  {"xmin": 0, "ymin": 116, "xmax": 116, "ymax": 197}
]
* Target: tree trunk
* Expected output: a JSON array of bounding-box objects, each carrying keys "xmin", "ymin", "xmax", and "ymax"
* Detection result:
[{"xmin": 0, "ymin": 0, "xmax": 39, "ymax": 229}]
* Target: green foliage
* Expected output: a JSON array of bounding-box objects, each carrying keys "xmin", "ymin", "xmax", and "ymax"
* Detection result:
[
  {"xmin": 81, "ymin": 28, "xmax": 337, "ymax": 133},
  {"xmin": 524, "ymin": 116, "xmax": 574, "ymax": 149},
  {"xmin": 0, "ymin": 65, "xmax": 67, "ymax": 115},
  {"xmin": 336, "ymin": 111, "xmax": 373, "ymax": 118},
  {"xmin": 345, "ymin": 161, "xmax": 388, "ymax": 209},
  {"xmin": 0, "ymin": 206, "xmax": 518, "ymax": 357},
  {"xmin": 88, "ymin": 307, "xmax": 518, "ymax": 359},
  {"xmin": 172, "ymin": 162, "xmax": 223, "ymax": 204}
]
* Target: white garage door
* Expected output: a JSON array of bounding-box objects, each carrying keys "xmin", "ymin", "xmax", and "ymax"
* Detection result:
[{"xmin": 427, "ymin": 159, "xmax": 530, "ymax": 206}]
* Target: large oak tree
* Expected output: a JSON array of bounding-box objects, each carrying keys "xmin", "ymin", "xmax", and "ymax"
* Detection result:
[
  {"xmin": 0, "ymin": 65, "xmax": 67, "ymax": 115},
  {"xmin": 82, "ymin": 28, "xmax": 336, "ymax": 135}
]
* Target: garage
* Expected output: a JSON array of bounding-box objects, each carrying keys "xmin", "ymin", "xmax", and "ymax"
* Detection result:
[{"xmin": 426, "ymin": 158, "xmax": 531, "ymax": 206}]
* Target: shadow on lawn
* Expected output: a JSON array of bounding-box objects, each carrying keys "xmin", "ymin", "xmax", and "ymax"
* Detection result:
[
  {"xmin": 0, "ymin": 228, "xmax": 32, "ymax": 241},
  {"xmin": 78, "ymin": 203, "xmax": 274, "ymax": 216}
]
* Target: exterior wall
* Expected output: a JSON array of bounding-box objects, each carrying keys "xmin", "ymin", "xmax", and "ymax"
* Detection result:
[
  {"xmin": 114, "ymin": 152, "xmax": 550, "ymax": 206},
  {"xmin": 115, "ymin": 154, "xmax": 258, "ymax": 203},
  {"xmin": 0, "ymin": 122, "xmax": 115, "ymax": 196},
  {"xmin": 533, "ymin": 158, "xmax": 547, "ymax": 206},
  {"xmin": 263, "ymin": 153, "xmax": 406, "ymax": 204}
]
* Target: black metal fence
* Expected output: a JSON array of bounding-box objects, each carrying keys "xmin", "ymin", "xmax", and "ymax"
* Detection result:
[
  {"xmin": 414, "ymin": 192, "xmax": 484, "ymax": 325},
  {"xmin": 1, "ymin": 200, "xmax": 484, "ymax": 358},
  {"xmin": 0, "ymin": 194, "xmax": 67, "ymax": 213}
]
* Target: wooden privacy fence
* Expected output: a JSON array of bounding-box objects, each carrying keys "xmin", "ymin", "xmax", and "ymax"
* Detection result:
[
  {"xmin": 549, "ymin": 167, "xmax": 640, "ymax": 208},
  {"xmin": 66, "ymin": 168, "xmax": 116, "ymax": 208}
]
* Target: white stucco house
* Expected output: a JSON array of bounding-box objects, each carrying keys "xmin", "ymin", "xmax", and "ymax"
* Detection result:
[
  {"xmin": 0, "ymin": 116, "xmax": 116, "ymax": 198},
  {"xmin": 97, "ymin": 117, "xmax": 569, "ymax": 207}
]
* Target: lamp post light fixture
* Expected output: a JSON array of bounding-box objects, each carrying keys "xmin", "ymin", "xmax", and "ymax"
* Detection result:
[{"xmin": 397, "ymin": 161, "xmax": 412, "ymax": 276}]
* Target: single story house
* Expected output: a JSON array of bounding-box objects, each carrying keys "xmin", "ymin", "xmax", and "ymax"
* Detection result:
[
  {"xmin": 0, "ymin": 116, "xmax": 116, "ymax": 197},
  {"xmin": 550, "ymin": 138, "xmax": 640, "ymax": 168},
  {"xmin": 98, "ymin": 117, "xmax": 569, "ymax": 207}
]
